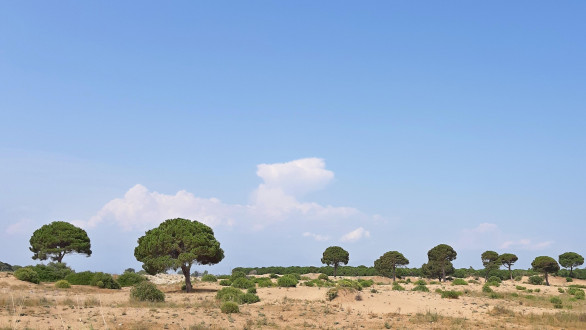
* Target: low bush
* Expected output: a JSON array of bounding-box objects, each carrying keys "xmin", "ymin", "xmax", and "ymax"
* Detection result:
[
  {"xmin": 486, "ymin": 281, "xmax": 500, "ymax": 287},
  {"xmin": 219, "ymin": 279, "xmax": 232, "ymax": 286},
  {"xmin": 318, "ymin": 273, "xmax": 329, "ymax": 281},
  {"xmin": 286, "ymin": 273, "xmax": 301, "ymax": 280},
  {"xmin": 54, "ymin": 280, "xmax": 71, "ymax": 288},
  {"xmin": 550, "ymin": 296, "xmax": 563, "ymax": 309},
  {"xmin": 14, "ymin": 267, "xmax": 40, "ymax": 284},
  {"xmin": 482, "ymin": 285, "xmax": 494, "ymax": 293},
  {"xmin": 488, "ymin": 276, "xmax": 502, "ymax": 284},
  {"xmin": 255, "ymin": 278, "xmax": 274, "ymax": 288},
  {"xmin": 201, "ymin": 274, "xmax": 217, "ymax": 282},
  {"xmin": 412, "ymin": 284, "xmax": 429, "ymax": 292},
  {"xmin": 277, "ymin": 275, "xmax": 298, "ymax": 287},
  {"xmin": 231, "ymin": 277, "xmax": 254, "ymax": 289},
  {"xmin": 221, "ymin": 301, "xmax": 239, "ymax": 314},
  {"xmin": 566, "ymin": 277, "xmax": 573, "ymax": 282},
  {"xmin": 440, "ymin": 290, "xmax": 462, "ymax": 299},
  {"xmin": 392, "ymin": 283, "xmax": 405, "ymax": 291},
  {"xmin": 32, "ymin": 263, "xmax": 74, "ymax": 282},
  {"xmin": 241, "ymin": 293, "xmax": 260, "ymax": 304},
  {"xmin": 528, "ymin": 275, "xmax": 544, "ymax": 285},
  {"xmin": 489, "ymin": 292, "xmax": 504, "ymax": 299},
  {"xmin": 230, "ymin": 271, "xmax": 247, "ymax": 281},
  {"xmin": 337, "ymin": 279, "xmax": 362, "ymax": 291},
  {"xmin": 269, "ymin": 273, "xmax": 279, "ymax": 279},
  {"xmin": 516, "ymin": 285, "xmax": 526, "ymax": 291},
  {"xmin": 217, "ymin": 275, "xmax": 230, "ymax": 279},
  {"xmin": 359, "ymin": 279, "xmax": 374, "ymax": 288},
  {"xmin": 534, "ymin": 288, "xmax": 541, "ymax": 293},
  {"xmin": 558, "ymin": 288, "xmax": 565, "ymax": 293},
  {"xmin": 130, "ymin": 282, "xmax": 165, "ymax": 302},
  {"xmin": 468, "ymin": 279, "xmax": 479, "ymax": 284},
  {"xmin": 216, "ymin": 287, "xmax": 244, "ymax": 303},
  {"xmin": 514, "ymin": 276, "xmax": 522, "ymax": 281},
  {"xmin": 452, "ymin": 279, "xmax": 468, "ymax": 285},
  {"xmin": 326, "ymin": 288, "xmax": 338, "ymax": 301},
  {"xmin": 247, "ymin": 287, "xmax": 257, "ymax": 294},
  {"xmin": 414, "ymin": 279, "xmax": 427, "ymax": 285},
  {"xmin": 90, "ymin": 272, "xmax": 120, "ymax": 289},
  {"xmin": 117, "ymin": 272, "xmax": 146, "ymax": 287},
  {"xmin": 65, "ymin": 271, "xmax": 95, "ymax": 285}
]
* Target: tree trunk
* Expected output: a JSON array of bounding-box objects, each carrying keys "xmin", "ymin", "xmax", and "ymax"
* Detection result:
[
  {"xmin": 570, "ymin": 266, "xmax": 574, "ymax": 277},
  {"xmin": 57, "ymin": 252, "xmax": 64, "ymax": 263},
  {"xmin": 544, "ymin": 272, "xmax": 550, "ymax": 286},
  {"xmin": 182, "ymin": 265, "xmax": 193, "ymax": 292},
  {"xmin": 509, "ymin": 265, "xmax": 513, "ymax": 281},
  {"xmin": 334, "ymin": 264, "xmax": 338, "ymax": 277},
  {"xmin": 441, "ymin": 265, "xmax": 446, "ymax": 282},
  {"xmin": 392, "ymin": 266, "xmax": 396, "ymax": 282}
]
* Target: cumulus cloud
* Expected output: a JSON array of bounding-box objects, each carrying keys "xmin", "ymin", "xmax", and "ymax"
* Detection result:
[
  {"xmin": 82, "ymin": 158, "xmax": 365, "ymax": 231},
  {"xmin": 340, "ymin": 227, "xmax": 370, "ymax": 242},
  {"xmin": 302, "ymin": 232, "xmax": 330, "ymax": 242},
  {"xmin": 457, "ymin": 223, "xmax": 553, "ymax": 251}
]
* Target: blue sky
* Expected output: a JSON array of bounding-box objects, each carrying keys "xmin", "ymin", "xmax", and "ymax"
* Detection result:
[{"xmin": 1, "ymin": 1, "xmax": 585, "ymax": 274}]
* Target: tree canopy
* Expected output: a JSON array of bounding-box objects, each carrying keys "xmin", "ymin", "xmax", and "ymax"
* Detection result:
[
  {"xmin": 426, "ymin": 244, "xmax": 457, "ymax": 282},
  {"xmin": 481, "ymin": 250, "xmax": 500, "ymax": 281},
  {"xmin": 29, "ymin": 221, "xmax": 92, "ymax": 263},
  {"xmin": 531, "ymin": 256, "xmax": 559, "ymax": 286},
  {"xmin": 499, "ymin": 253, "xmax": 518, "ymax": 280},
  {"xmin": 558, "ymin": 252, "xmax": 584, "ymax": 277},
  {"xmin": 321, "ymin": 246, "xmax": 349, "ymax": 277},
  {"xmin": 374, "ymin": 251, "xmax": 409, "ymax": 282},
  {"xmin": 134, "ymin": 218, "xmax": 224, "ymax": 292}
]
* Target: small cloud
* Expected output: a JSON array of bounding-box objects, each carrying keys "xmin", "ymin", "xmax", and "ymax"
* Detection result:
[
  {"xmin": 256, "ymin": 158, "xmax": 334, "ymax": 197},
  {"xmin": 302, "ymin": 232, "xmax": 330, "ymax": 242},
  {"xmin": 5, "ymin": 219, "xmax": 33, "ymax": 235},
  {"xmin": 340, "ymin": 227, "xmax": 370, "ymax": 243},
  {"xmin": 500, "ymin": 239, "xmax": 553, "ymax": 251}
]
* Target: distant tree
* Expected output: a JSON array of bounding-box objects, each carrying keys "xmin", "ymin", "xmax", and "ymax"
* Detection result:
[
  {"xmin": 29, "ymin": 221, "xmax": 92, "ymax": 263},
  {"xmin": 124, "ymin": 268, "xmax": 136, "ymax": 273},
  {"xmin": 531, "ymin": 256, "xmax": 560, "ymax": 286},
  {"xmin": 481, "ymin": 251, "xmax": 500, "ymax": 282},
  {"xmin": 422, "ymin": 260, "xmax": 454, "ymax": 281},
  {"xmin": 374, "ymin": 251, "xmax": 409, "ymax": 282},
  {"xmin": 321, "ymin": 246, "xmax": 349, "ymax": 277},
  {"xmin": 426, "ymin": 244, "xmax": 457, "ymax": 282},
  {"xmin": 558, "ymin": 252, "xmax": 584, "ymax": 277},
  {"xmin": 134, "ymin": 218, "xmax": 224, "ymax": 293},
  {"xmin": 499, "ymin": 253, "xmax": 518, "ymax": 281}
]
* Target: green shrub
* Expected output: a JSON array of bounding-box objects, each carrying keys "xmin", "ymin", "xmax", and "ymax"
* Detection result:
[
  {"xmin": 241, "ymin": 293, "xmax": 260, "ymax": 304},
  {"xmin": 429, "ymin": 281, "xmax": 440, "ymax": 285},
  {"xmin": 219, "ymin": 279, "xmax": 232, "ymax": 286},
  {"xmin": 558, "ymin": 288, "xmax": 565, "ymax": 293},
  {"xmin": 130, "ymin": 282, "xmax": 165, "ymax": 302},
  {"xmin": 550, "ymin": 297, "xmax": 563, "ymax": 309},
  {"xmin": 231, "ymin": 277, "xmax": 254, "ymax": 289},
  {"xmin": 201, "ymin": 274, "xmax": 217, "ymax": 282},
  {"xmin": 304, "ymin": 281, "xmax": 315, "ymax": 287},
  {"xmin": 55, "ymin": 280, "xmax": 71, "ymax": 288},
  {"xmin": 527, "ymin": 289, "xmax": 534, "ymax": 293},
  {"xmin": 575, "ymin": 290, "xmax": 585, "ymax": 300},
  {"xmin": 482, "ymin": 285, "xmax": 494, "ymax": 293},
  {"xmin": 247, "ymin": 287, "xmax": 257, "ymax": 294},
  {"xmin": 65, "ymin": 271, "xmax": 95, "ymax": 285},
  {"xmin": 452, "ymin": 279, "xmax": 468, "ymax": 285},
  {"xmin": 440, "ymin": 290, "xmax": 462, "ymax": 299},
  {"xmin": 359, "ymin": 279, "xmax": 374, "ymax": 288},
  {"xmin": 217, "ymin": 275, "xmax": 231, "ymax": 279},
  {"xmin": 277, "ymin": 275, "xmax": 298, "ymax": 287},
  {"xmin": 32, "ymin": 263, "xmax": 74, "ymax": 282},
  {"xmin": 534, "ymin": 288, "xmax": 541, "ymax": 293},
  {"xmin": 566, "ymin": 277, "xmax": 573, "ymax": 282},
  {"xmin": 318, "ymin": 273, "xmax": 329, "ymax": 281},
  {"xmin": 14, "ymin": 267, "xmax": 40, "ymax": 284},
  {"xmin": 514, "ymin": 276, "xmax": 522, "ymax": 281},
  {"xmin": 216, "ymin": 287, "xmax": 244, "ymax": 303},
  {"xmin": 488, "ymin": 276, "xmax": 501, "ymax": 283},
  {"xmin": 414, "ymin": 279, "xmax": 426, "ymax": 285},
  {"xmin": 489, "ymin": 292, "xmax": 503, "ymax": 299},
  {"xmin": 337, "ymin": 279, "xmax": 362, "ymax": 291},
  {"xmin": 326, "ymin": 288, "xmax": 338, "ymax": 301},
  {"xmin": 528, "ymin": 275, "xmax": 544, "ymax": 285},
  {"xmin": 412, "ymin": 284, "xmax": 429, "ymax": 292},
  {"xmin": 516, "ymin": 285, "xmax": 527, "ymax": 291},
  {"xmin": 468, "ymin": 279, "xmax": 479, "ymax": 284},
  {"xmin": 124, "ymin": 268, "xmax": 135, "ymax": 273},
  {"xmin": 255, "ymin": 278, "xmax": 273, "ymax": 288},
  {"xmin": 230, "ymin": 271, "xmax": 247, "ymax": 281},
  {"xmin": 486, "ymin": 281, "xmax": 500, "ymax": 287},
  {"xmin": 286, "ymin": 273, "xmax": 301, "ymax": 280},
  {"xmin": 221, "ymin": 301, "xmax": 239, "ymax": 314},
  {"xmin": 392, "ymin": 283, "xmax": 405, "ymax": 291},
  {"xmin": 269, "ymin": 273, "xmax": 279, "ymax": 279},
  {"xmin": 90, "ymin": 272, "xmax": 120, "ymax": 289},
  {"xmin": 117, "ymin": 272, "xmax": 146, "ymax": 287}
]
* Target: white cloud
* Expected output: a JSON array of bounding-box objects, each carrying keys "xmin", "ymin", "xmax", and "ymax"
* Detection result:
[
  {"xmin": 340, "ymin": 227, "xmax": 370, "ymax": 242},
  {"xmin": 5, "ymin": 218, "xmax": 33, "ymax": 235},
  {"xmin": 82, "ymin": 158, "xmax": 365, "ymax": 231},
  {"xmin": 302, "ymin": 232, "xmax": 330, "ymax": 242},
  {"xmin": 500, "ymin": 239, "xmax": 553, "ymax": 251}
]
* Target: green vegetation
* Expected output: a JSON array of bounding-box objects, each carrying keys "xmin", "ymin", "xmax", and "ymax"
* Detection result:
[
  {"xmin": 531, "ymin": 256, "xmax": 560, "ymax": 286},
  {"xmin": 326, "ymin": 287, "xmax": 338, "ymax": 301},
  {"xmin": 231, "ymin": 277, "xmax": 255, "ymax": 289},
  {"xmin": 516, "ymin": 285, "xmax": 527, "ymax": 291},
  {"xmin": 374, "ymin": 251, "xmax": 409, "ymax": 282},
  {"xmin": 29, "ymin": 221, "xmax": 92, "ymax": 263},
  {"xmin": 559, "ymin": 252, "xmax": 584, "ymax": 277},
  {"xmin": 220, "ymin": 301, "xmax": 239, "ymax": 314},
  {"xmin": 412, "ymin": 284, "xmax": 429, "ymax": 292},
  {"xmin": 201, "ymin": 274, "xmax": 217, "ymax": 282},
  {"xmin": 392, "ymin": 283, "xmax": 405, "ymax": 291},
  {"xmin": 438, "ymin": 290, "xmax": 462, "ymax": 299},
  {"xmin": 117, "ymin": 272, "xmax": 147, "ymax": 287},
  {"xmin": 54, "ymin": 279, "xmax": 71, "ymax": 288},
  {"xmin": 452, "ymin": 278, "xmax": 468, "ymax": 285},
  {"xmin": 528, "ymin": 275, "xmax": 544, "ymax": 285},
  {"xmin": 499, "ymin": 253, "xmax": 518, "ymax": 280},
  {"xmin": 550, "ymin": 297, "xmax": 563, "ymax": 309},
  {"xmin": 219, "ymin": 279, "xmax": 231, "ymax": 286},
  {"xmin": 423, "ymin": 244, "xmax": 457, "ymax": 282},
  {"xmin": 321, "ymin": 246, "xmax": 349, "ymax": 277},
  {"xmin": 482, "ymin": 285, "xmax": 494, "ymax": 293},
  {"xmin": 481, "ymin": 251, "xmax": 500, "ymax": 281},
  {"xmin": 90, "ymin": 272, "xmax": 120, "ymax": 289},
  {"xmin": 65, "ymin": 271, "xmax": 95, "ymax": 285},
  {"xmin": 216, "ymin": 287, "xmax": 260, "ymax": 304},
  {"xmin": 130, "ymin": 282, "xmax": 165, "ymax": 302},
  {"xmin": 277, "ymin": 275, "xmax": 298, "ymax": 287},
  {"xmin": 14, "ymin": 267, "xmax": 40, "ymax": 284},
  {"xmin": 134, "ymin": 218, "xmax": 224, "ymax": 292}
]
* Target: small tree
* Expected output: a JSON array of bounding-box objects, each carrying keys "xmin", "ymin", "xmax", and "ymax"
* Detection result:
[
  {"xmin": 374, "ymin": 251, "xmax": 409, "ymax": 282},
  {"xmin": 422, "ymin": 260, "xmax": 454, "ymax": 281},
  {"xmin": 481, "ymin": 250, "xmax": 500, "ymax": 282},
  {"xmin": 499, "ymin": 253, "xmax": 518, "ymax": 281},
  {"xmin": 558, "ymin": 252, "xmax": 584, "ymax": 277},
  {"xmin": 29, "ymin": 221, "xmax": 92, "ymax": 263},
  {"xmin": 427, "ymin": 244, "xmax": 457, "ymax": 282},
  {"xmin": 531, "ymin": 256, "xmax": 560, "ymax": 286},
  {"xmin": 321, "ymin": 246, "xmax": 349, "ymax": 277},
  {"xmin": 134, "ymin": 218, "xmax": 224, "ymax": 293}
]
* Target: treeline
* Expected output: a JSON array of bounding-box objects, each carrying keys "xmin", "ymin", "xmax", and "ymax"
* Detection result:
[{"xmin": 232, "ymin": 265, "xmax": 586, "ymax": 280}]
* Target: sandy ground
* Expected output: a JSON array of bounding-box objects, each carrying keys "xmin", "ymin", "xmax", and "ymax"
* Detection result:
[{"xmin": 1, "ymin": 272, "xmax": 585, "ymax": 329}]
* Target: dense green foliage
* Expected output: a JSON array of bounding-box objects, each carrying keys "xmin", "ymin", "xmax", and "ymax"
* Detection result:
[
  {"xmin": 531, "ymin": 256, "xmax": 560, "ymax": 286},
  {"xmin": 425, "ymin": 244, "xmax": 457, "ymax": 282},
  {"xmin": 231, "ymin": 277, "xmax": 255, "ymax": 289},
  {"xmin": 277, "ymin": 275, "xmax": 298, "ymax": 287},
  {"xmin": 90, "ymin": 272, "xmax": 121, "ymax": 289},
  {"xmin": 481, "ymin": 251, "xmax": 500, "ymax": 281},
  {"xmin": 54, "ymin": 280, "xmax": 71, "ymax": 288},
  {"xmin": 130, "ymin": 282, "xmax": 165, "ymax": 302},
  {"xmin": 452, "ymin": 278, "xmax": 468, "ymax": 285},
  {"xmin": 321, "ymin": 246, "xmax": 349, "ymax": 277},
  {"xmin": 134, "ymin": 218, "xmax": 224, "ymax": 293},
  {"xmin": 528, "ymin": 275, "xmax": 544, "ymax": 285},
  {"xmin": 117, "ymin": 272, "xmax": 147, "ymax": 287},
  {"xmin": 216, "ymin": 287, "xmax": 260, "ymax": 304},
  {"xmin": 499, "ymin": 253, "xmax": 518, "ymax": 280},
  {"xmin": 65, "ymin": 271, "xmax": 95, "ymax": 285},
  {"xmin": 559, "ymin": 252, "xmax": 584, "ymax": 277},
  {"xmin": 374, "ymin": 251, "xmax": 409, "ymax": 282},
  {"xmin": 14, "ymin": 267, "xmax": 40, "ymax": 284},
  {"xmin": 0, "ymin": 261, "xmax": 13, "ymax": 271},
  {"xmin": 201, "ymin": 274, "xmax": 217, "ymax": 282},
  {"xmin": 221, "ymin": 301, "xmax": 239, "ymax": 314},
  {"xmin": 29, "ymin": 221, "xmax": 92, "ymax": 263},
  {"xmin": 30, "ymin": 262, "xmax": 74, "ymax": 282}
]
